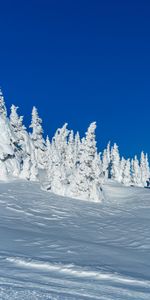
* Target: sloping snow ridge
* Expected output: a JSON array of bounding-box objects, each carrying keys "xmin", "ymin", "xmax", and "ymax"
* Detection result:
[{"xmin": 0, "ymin": 179, "xmax": 150, "ymax": 299}]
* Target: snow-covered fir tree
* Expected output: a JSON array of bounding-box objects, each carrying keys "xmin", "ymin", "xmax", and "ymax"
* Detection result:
[
  {"xmin": 121, "ymin": 158, "xmax": 131, "ymax": 186},
  {"xmin": 106, "ymin": 142, "xmax": 111, "ymax": 162},
  {"xmin": 131, "ymin": 156, "xmax": 142, "ymax": 187},
  {"xmin": 0, "ymin": 89, "xmax": 7, "ymax": 117},
  {"xmin": 70, "ymin": 122, "xmax": 103, "ymax": 202},
  {"xmin": 53, "ymin": 123, "xmax": 69, "ymax": 163},
  {"xmin": 102, "ymin": 142, "xmax": 111, "ymax": 179},
  {"xmin": 30, "ymin": 106, "xmax": 46, "ymax": 169},
  {"xmin": 45, "ymin": 136, "xmax": 51, "ymax": 170},
  {"xmin": 52, "ymin": 123, "xmax": 69, "ymax": 190},
  {"xmin": 0, "ymin": 93, "xmax": 22, "ymax": 178},
  {"xmin": 45, "ymin": 124, "xmax": 70, "ymax": 195},
  {"xmin": 74, "ymin": 131, "xmax": 81, "ymax": 166},
  {"xmin": 65, "ymin": 130, "xmax": 75, "ymax": 181},
  {"xmin": 102, "ymin": 149, "xmax": 108, "ymax": 178},
  {"xmin": 110, "ymin": 143, "xmax": 122, "ymax": 182},
  {"xmin": 10, "ymin": 104, "xmax": 38, "ymax": 181},
  {"xmin": 140, "ymin": 152, "xmax": 150, "ymax": 187},
  {"xmin": 10, "ymin": 105, "xmax": 25, "ymax": 140},
  {"xmin": 120, "ymin": 157, "xmax": 126, "ymax": 181},
  {"xmin": 47, "ymin": 138, "xmax": 63, "ymax": 194},
  {"xmin": 19, "ymin": 130, "xmax": 38, "ymax": 181}
]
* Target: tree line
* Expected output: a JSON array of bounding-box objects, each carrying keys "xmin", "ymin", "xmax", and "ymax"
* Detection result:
[{"xmin": 0, "ymin": 90, "xmax": 149, "ymax": 202}]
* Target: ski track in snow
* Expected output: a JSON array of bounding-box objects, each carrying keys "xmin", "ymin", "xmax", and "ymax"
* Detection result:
[{"xmin": 0, "ymin": 180, "xmax": 150, "ymax": 299}]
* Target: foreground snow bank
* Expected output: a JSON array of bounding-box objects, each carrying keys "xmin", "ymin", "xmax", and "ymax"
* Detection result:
[{"xmin": 0, "ymin": 180, "xmax": 150, "ymax": 299}]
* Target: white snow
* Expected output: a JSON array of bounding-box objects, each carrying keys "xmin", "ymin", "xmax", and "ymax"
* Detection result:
[{"xmin": 0, "ymin": 179, "xmax": 150, "ymax": 299}]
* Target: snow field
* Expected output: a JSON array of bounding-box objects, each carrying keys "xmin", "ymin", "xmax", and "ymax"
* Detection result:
[{"xmin": 0, "ymin": 180, "xmax": 150, "ymax": 299}]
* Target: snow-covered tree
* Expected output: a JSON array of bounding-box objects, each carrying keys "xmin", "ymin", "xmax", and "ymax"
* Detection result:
[
  {"xmin": 90, "ymin": 152, "xmax": 103, "ymax": 199},
  {"xmin": 9, "ymin": 104, "xmax": 38, "ymax": 180},
  {"xmin": 10, "ymin": 105, "xmax": 26, "ymax": 155},
  {"xmin": 71, "ymin": 122, "xmax": 103, "ymax": 202},
  {"xmin": 53, "ymin": 123, "xmax": 69, "ymax": 161},
  {"xmin": 140, "ymin": 152, "xmax": 150, "ymax": 187},
  {"xmin": 110, "ymin": 143, "xmax": 122, "ymax": 182},
  {"xmin": 120, "ymin": 157, "xmax": 126, "ymax": 180},
  {"xmin": 70, "ymin": 137, "xmax": 89, "ymax": 199},
  {"xmin": 65, "ymin": 130, "xmax": 75, "ymax": 180},
  {"xmin": 102, "ymin": 149, "xmax": 108, "ymax": 178},
  {"xmin": 19, "ymin": 130, "xmax": 38, "ymax": 181},
  {"xmin": 0, "ymin": 94, "xmax": 25, "ymax": 178},
  {"xmin": 131, "ymin": 156, "xmax": 142, "ymax": 186},
  {"xmin": 47, "ymin": 139, "xmax": 63, "ymax": 194},
  {"xmin": 102, "ymin": 142, "xmax": 111, "ymax": 179},
  {"xmin": 45, "ymin": 136, "xmax": 51, "ymax": 169},
  {"xmin": 121, "ymin": 158, "xmax": 131, "ymax": 186},
  {"xmin": 30, "ymin": 106, "xmax": 46, "ymax": 169},
  {"xmin": 106, "ymin": 141, "xmax": 111, "ymax": 165},
  {"xmin": 54, "ymin": 123, "xmax": 69, "ymax": 181},
  {"xmin": 10, "ymin": 105, "xmax": 25, "ymax": 140},
  {"xmin": 145, "ymin": 154, "xmax": 150, "ymax": 186},
  {"xmin": 0, "ymin": 89, "xmax": 7, "ymax": 117},
  {"xmin": 74, "ymin": 131, "xmax": 81, "ymax": 165},
  {"xmin": 0, "ymin": 113, "xmax": 20, "ymax": 179},
  {"xmin": 46, "ymin": 124, "xmax": 69, "ymax": 195}
]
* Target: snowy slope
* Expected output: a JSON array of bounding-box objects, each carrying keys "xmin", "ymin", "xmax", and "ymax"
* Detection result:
[{"xmin": 0, "ymin": 180, "xmax": 150, "ymax": 299}]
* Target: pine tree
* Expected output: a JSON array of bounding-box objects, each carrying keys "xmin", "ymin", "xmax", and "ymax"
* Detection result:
[
  {"xmin": 90, "ymin": 152, "xmax": 103, "ymax": 200},
  {"xmin": 120, "ymin": 157, "xmax": 126, "ymax": 182},
  {"xmin": 131, "ymin": 156, "xmax": 142, "ymax": 186},
  {"xmin": 10, "ymin": 105, "xmax": 26, "ymax": 139},
  {"xmin": 46, "ymin": 124, "xmax": 69, "ymax": 195},
  {"xmin": 53, "ymin": 123, "xmax": 69, "ymax": 162},
  {"xmin": 122, "ymin": 158, "xmax": 131, "ymax": 186},
  {"xmin": 30, "ymin": 106, "xmax": 46, "ymax": 169},
  {"xmin": 145, "ymin": 154, "xmax": 150, "ymax": 186},
  {"xmin": 0, "ymin": 111, "xmax": 20, "ymax": 179},
  {"xmin": 106, "ymin": 141, "xmax": 111, "ymax": 164},
  {"xmin": 102, "ymin": 142, "xmax": 111, "ymax": 179},
  {"xmin": 71, "ymin": 137, "xmax": 89, "ymax": 198},
  {"xmin": 140, "ymin": 152, "xmax": 150, "ymax": 187},
  {"xmin": 71, "ymin": 122, "xmax": 103, "ymax": 202},
  {"xmin": 74, "ymin": 131, "xmax": 81, "ymax": 166},
  {"xmin": 53, "ymin": 123, "xmax": 69, "ymax": 184},
  {"xmin": 66, "ymin": 130, "xmax": 75, "ymax": 180},
  {"xmin": 102, "ymin": 149, "xmax": 109, "ymax": 179},
  {"xmin": 10, "ymin": 104, "xmax": 38, "ymax": 179},
  {"xmin": 45, "ymin": 136, "xmax": 51, "ymax": 169},
  {"xmin": 0, "ymin": 93, "xmax": 24, "ymax": 178},
  {"xmin": 0, "ymin": 89, "xmax": 7, "ymax": 117},
  {"xmin": 47, "ymin": 139, "xmax": 63, "ymax": 194},
  {"xmin": 110, "ymin": 143, "xmax": 122, "ymax": 182},
  {"xmin": 10, "ymin": 104, "xmax": 27, "ymax": 161}
]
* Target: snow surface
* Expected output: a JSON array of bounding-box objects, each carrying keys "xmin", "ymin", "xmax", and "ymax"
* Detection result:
[{"xmin": 0, "ymin": 180, "xmax": 150, "ymax": 299}]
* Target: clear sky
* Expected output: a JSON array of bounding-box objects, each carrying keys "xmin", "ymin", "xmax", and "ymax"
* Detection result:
[{"xmin": 0, "ymin": 0, "xmax": 150, "ymax": 158}]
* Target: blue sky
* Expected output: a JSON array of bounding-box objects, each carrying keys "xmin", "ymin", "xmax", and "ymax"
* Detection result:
[{"xmin": 0, "ymin": 0, "xmax": 150, "ymax": 158}]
